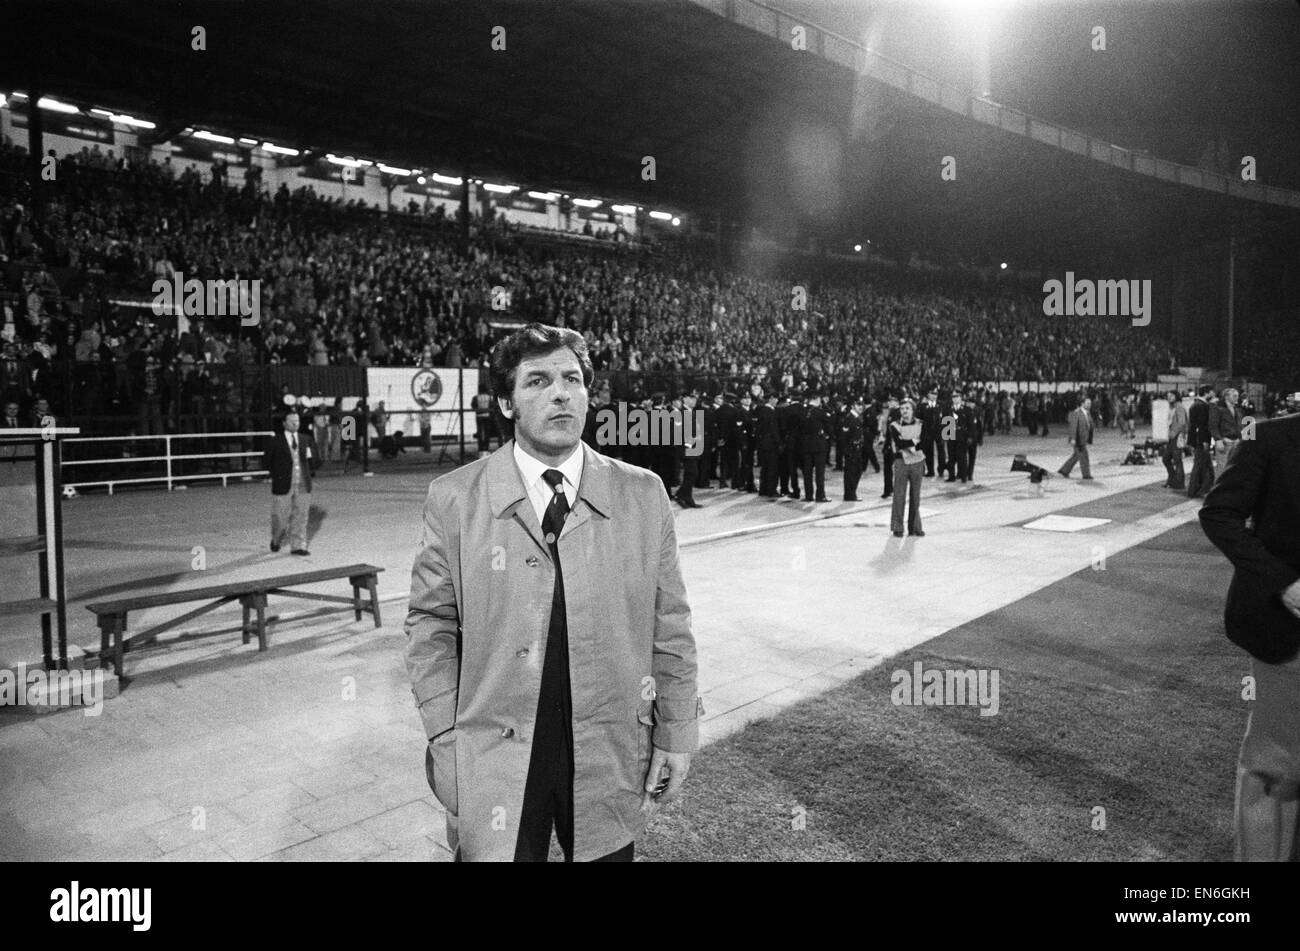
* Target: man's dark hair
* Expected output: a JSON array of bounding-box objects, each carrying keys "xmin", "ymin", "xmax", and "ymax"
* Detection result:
[
  {"xmin": 489, "ymin": 322, "xmax": 593, "ymax": 400},
  {"xmin": 1199, "ymin": 384, "xmax": 1216, "ymax": 397}
]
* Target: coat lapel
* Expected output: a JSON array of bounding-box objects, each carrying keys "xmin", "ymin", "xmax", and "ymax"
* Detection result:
[
  {"xmin": 486, "ymin": 442, "xmax": 549, "ymax": 556},
  {"xmin": 561, "ymin": 443, "xmax": 613, "ymax": 542}
]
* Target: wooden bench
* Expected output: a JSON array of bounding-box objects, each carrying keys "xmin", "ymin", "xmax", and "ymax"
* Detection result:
[{"xmin": 86, "ymin": 564, "xmax": 383, "ymax": 683}]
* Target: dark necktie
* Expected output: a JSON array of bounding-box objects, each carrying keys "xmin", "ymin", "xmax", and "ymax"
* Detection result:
[
  {"xmin": 515, "ymin": 467, "xmax": 575, "ymax": 860},
  {"xmin": 291, "ymin": 434, "xmax": 298, "ymax": 454},
  {"xmin": 541, "ymin": 468, "xmax": 569, "ymax": 545}
]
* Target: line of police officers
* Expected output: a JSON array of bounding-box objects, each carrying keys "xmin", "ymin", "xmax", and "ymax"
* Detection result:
[{"xmin": 582, "ymin": 384, "xmax": 986, "ymax": 507}]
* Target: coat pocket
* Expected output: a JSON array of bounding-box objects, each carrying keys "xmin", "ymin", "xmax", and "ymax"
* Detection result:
[{"xmin": 424, "ymin": 730, "xmax": 458, "ymax": 817}]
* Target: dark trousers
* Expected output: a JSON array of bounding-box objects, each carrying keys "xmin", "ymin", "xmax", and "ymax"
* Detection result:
[
  {"xmin": 923, "ymin": 437, "xmax": 945, "ymax": 477},
  {"xmin": 1162, "ymin": 439, "xmax": 1185, "ymax": 488},
  {"xmin": 946, "ymin": 440, "xmax": 969, "ymax": 481},
  {"xmin": 675, "ymin": 457, "xmax": 698, "ymax": 505},
  {"xmin": 882, "ymin": 448, "xmax": 895, "ymax": 495},
  {"xmin": 890, "ymin": 458, "xmax": 924, "ymax": 534},
  {"xmin": 1188, "ymin": 445, "xmax": 1216, "ymax": 498},
  {"xmin": 734, "ymin": 447, "xmax": 756, "ymax": 489},
  {"xmin": 964, "ymin": 442, "xmax": 978, "ymax": 481},
  {"xmin": 759, "ymin": 449, "xmax": 779, "ymax": 495},
  {"xmin": 1027, "ymin": 411, "xmax": 1039, "ymax": 436},
  {"xmin": 784, "ymin": 448, "xmax": 802, "ymax": 496},
  {"xmin": 800, "ymin": 451, "xmax": 827, "ymax": 500},
  {"xmin": 1059, "ymin": 444, "xmax": 1090, "ymax": 478},
  {"xmin": 843, "ymin": 453, "xmax": 863, "ymax": 499},
  {"xmin": 695, "ymin": 447, "xmax": 713, "ymax": 488},
  {"xmin": 719, "ymin": 444, "xmax": 738, "ymax": 487}
]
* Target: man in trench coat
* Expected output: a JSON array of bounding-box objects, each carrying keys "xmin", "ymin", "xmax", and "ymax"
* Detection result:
[
  {"xmin": 405, "ymin": 322, "xmax": 701, "ymax": 862},
  {"xmin": 1200, "ymin": 412, "xmax": 1300, "ymax": 860}
]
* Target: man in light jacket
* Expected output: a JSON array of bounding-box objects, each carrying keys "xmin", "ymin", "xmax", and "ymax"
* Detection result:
[
  {"xmin": 1163, "ymin": 390, "xmax": 1188, "ymax": 490},
  {"xmin": 405, "ymin": 322, "xmax": 701, "ymax": 862}
]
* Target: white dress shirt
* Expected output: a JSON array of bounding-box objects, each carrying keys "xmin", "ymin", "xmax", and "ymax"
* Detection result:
[{"xmin": 513, "ymin": 440, "xmax": 583, "ymax": 525}]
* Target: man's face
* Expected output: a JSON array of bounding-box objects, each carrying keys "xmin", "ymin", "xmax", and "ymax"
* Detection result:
[
  {"xmin": 34, "ymin": 400, "xmax": 49, "ymax": 417},
  {"xmin": 951, "ymin": 394, "xmax": 962, "ymax": 409},
  {"xmin": 1083, "ymin": 399, "xmax": 1092, "ymax": 411},
  {"xmin": 1224, "ymin": 389, "xmax": 1238, "ymax": 406},
  {"xmin": 284, "ymin": 413, "xmax": 300, "ymax": 433},
  {"xmin": 900, "ymin": 403, "xmax": 915, "ymax": 423},
  {"xmin": 501, "ymin": 348, "xmax": 588, "ymax": 459},
  {"xmin": 3, "ymin": 403, "xmax": 17, "ymax": 420}
]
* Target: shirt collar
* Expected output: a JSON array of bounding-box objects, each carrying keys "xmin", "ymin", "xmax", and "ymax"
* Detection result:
[{"xmin": 513, "ymin": 440, "xmax": 583, "ymax": 496}]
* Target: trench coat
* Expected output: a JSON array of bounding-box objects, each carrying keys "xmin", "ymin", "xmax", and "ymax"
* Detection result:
[
  {"xmin": 1200, "ymin": 414, "xmax": 1300, "ymax": 663},
  {"xmin": 404, "ymin": 440, "xmax": 701, "ymax": 861}
]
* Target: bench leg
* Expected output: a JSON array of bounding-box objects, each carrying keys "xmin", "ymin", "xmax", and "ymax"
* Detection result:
[
  {"xmin": 242, "ymin": 602, "xmax": 251, "ymax": 645},
  {"xmin": 366, "ymin": 575, "xmax": 381, "ymax": 628},
  {"xmin": 99, "ymin": 618, "xmax": 111, "ymax": 670},
  {"xmin": 353, "ymin": 584, "xmax": 362, "ymax": 622},
  {"xmin": 97, "ymin": 614, "xmax": 126, "ymax": 682},
  {"xmin": 113, "ymin": 618, "xmax": 125, "ymax": 682},
  {"xmin": 254, "ymin": 593, "xmax": 268, "ymax": 651}
]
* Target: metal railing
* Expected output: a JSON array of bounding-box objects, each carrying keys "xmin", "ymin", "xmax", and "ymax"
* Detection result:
[{"xmin": 62, "ymin": 431, "xmax": 273, "ymax": 494}]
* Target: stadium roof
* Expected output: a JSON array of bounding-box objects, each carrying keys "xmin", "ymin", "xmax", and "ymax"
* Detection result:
[{"xmin": 6, "ymin": 0, "xmax": 1299, "ymax": 269}]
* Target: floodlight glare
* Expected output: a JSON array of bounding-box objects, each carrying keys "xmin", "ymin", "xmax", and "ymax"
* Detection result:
[{"xmin": 38, "ymin": 97, "xmax": 79, "ymax": 114}]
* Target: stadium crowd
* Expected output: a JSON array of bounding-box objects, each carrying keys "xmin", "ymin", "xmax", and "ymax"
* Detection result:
[{"xmin": 3, "ymin": 134, "xmax": 1287, "ymax": 446}]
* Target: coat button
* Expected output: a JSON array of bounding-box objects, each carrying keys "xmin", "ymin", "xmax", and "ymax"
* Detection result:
[
  {"xmin": 526, "ymin": 556, "xmax": 539, "ymax": 567},
  {"xmin": 516, "ymin": 648, "xmax": 529, "ymax": 658},
  {"xmin": 500, "ymin": 727, "xmax": 515, "ymax": 738}
]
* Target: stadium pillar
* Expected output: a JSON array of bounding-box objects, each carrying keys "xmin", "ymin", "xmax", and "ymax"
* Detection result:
[
  {"xmin": 460, "ymin": 174, "xmax": 471, "ymax": 252},
  {"xmin": 1226, "ymin": 235, "xmax": 1236, "ymax": 377},
  {"xmin": 26, "ymin": 84, "xmax": 45, "ymax": 225}
]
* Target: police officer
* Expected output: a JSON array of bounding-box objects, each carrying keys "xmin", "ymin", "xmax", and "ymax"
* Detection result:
[
  {"xmin": 799, "ymin": 390, "xmax": 831, "ymax": 503},
  {"xmin": 878, "ymin": 396, "xmax": 901, "ymax": 499},
  {"xmin": 841, "ymin": 395, "xmax": 868, "ymax": 501},
  {"xmin": 734, "ymin": 392, "xmax": 757, "ymax": 492},
  {"xmin": 695, "ymin": 391, "xmax": 717, "ymax": 490},
  {"xmin": 715, "ymin": 391, "xmax": 739, "ymax": 489},
  {"xmin": 918, "ymin": 386, "xmax": 944, "ymax": 478},
  {"xmin": 755, "ymin": 389, "xmax": 781, "ymax": 498},
  {"xmin": 780, "ymin": 388, "xmax": 806, "ymax": 499},
  {"xmin": 674, "ymin": 391, "xmax": 703, "ymax": 509}
]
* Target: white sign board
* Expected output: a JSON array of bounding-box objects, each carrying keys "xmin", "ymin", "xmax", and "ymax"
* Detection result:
[{"xmin": 366, "ymin": 367, "xmax": 479, "ymax": 441}]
